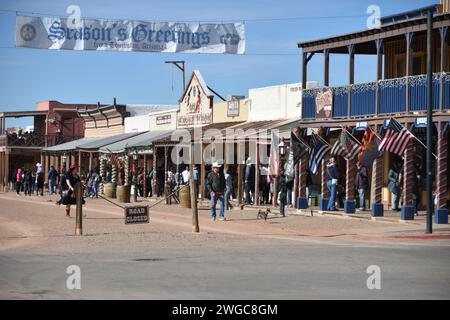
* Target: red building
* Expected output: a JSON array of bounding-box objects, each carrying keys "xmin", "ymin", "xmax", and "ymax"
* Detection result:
[{"xmin": 0, "ymin": 100, "xmax": 97, "ymax": 189}]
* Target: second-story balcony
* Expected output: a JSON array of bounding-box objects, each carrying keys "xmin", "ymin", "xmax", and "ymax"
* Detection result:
[
  {"xmin": 302, "ymin": 72, "xmax": 450, "ymax": 120},
  {"xmin": 0, "ymin": 133, "xmax": 83, "ymax": 148}
]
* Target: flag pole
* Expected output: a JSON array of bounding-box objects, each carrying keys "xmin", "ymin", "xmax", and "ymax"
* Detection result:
[
  {"xmin": 368, "ymin": 125, "xmax": 382, "ymax": 141},
  {"xmin": 340, "ymin": 126, "xmax": 361, "ymax": 145},
  {"xmin": 313, "ymin": 131, "xmax": 331, "ymax": 147}
]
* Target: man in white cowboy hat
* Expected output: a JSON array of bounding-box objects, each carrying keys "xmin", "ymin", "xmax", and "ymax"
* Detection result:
[{"xmin": 207, "ymin": 161, "xmax": 226, "ymax": 221}]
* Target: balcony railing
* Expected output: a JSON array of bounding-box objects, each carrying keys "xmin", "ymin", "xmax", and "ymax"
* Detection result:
[
  {"xmin": 302, "ymin": 72, "xmax": 449, "ymax": 120},
  {"xmin": 0, "ymin": 133, "xmax": 83, "ymax": 148}
]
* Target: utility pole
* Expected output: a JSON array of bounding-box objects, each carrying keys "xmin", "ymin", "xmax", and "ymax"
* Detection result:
[
  {"xmin": 165, "ymin": 61, "xmax": 186, "ymax": 92},
  {"xmin": 426, "ymin": 9, "xmax": 433, "ymax": 234}
]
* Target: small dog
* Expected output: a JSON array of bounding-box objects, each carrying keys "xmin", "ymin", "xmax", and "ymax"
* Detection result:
[{"xmin": 257, "ymin": 208, "xmax": 271, "ymax": 221}]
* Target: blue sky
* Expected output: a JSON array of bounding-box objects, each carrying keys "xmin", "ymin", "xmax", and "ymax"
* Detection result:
[{"xmin": 0, "ymin": 0, "xmax": 435, "ymax": 128}]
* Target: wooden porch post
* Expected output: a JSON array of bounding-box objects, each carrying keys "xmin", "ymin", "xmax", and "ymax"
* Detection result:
[
  {"xmin": 440, "ymin": 27, "xmax": 448, "ymax": 110},
  {"xmin": 405, "ymin": 32, "xmax": 414, "ymax": 113},
  {"xmin": 435, "ymin": 122, "xmax": 449, "ymax": 223},
  {"xmin": 5, "ymin": 151, "xmax": 9, "ymax": 191},
  {"xmin": 348, "ymin": 44, "xmax": 355, "ymax": 117},
  {"xmin": 375, "ymin": 39, "xmax": 383, "ymax": 115},
  {"xmin": 255, "ymin": 143, "xmax": 260, "ymax": 206},
  {"xmin": 401, "ymin": 123, "xmax": 415, "ymax": 220},
  {"xmin": 371, "ymin": 125, "xmax": 384, "ymax": 217},
  {"xmin": 302, "ymin": 52, "xmax": 308, "ymax": 90},
  {"xmin": 323, "ymin": 49, "xmax": 329, "ymax": 87},
  {"xmin": 344, "ymin": 157, "xmax": 356, "ymax": 214},
  {"xmin": 200, "ymin": 143, "xmax": 205, "ymax": 199},
  {"xmin": 88, "ymin": 152, "xmax": 93, "ymax": 172},
  {"xmin": 143, "ymin": 154, "xmax": 147, "ymax": 197},
  {"xmin": 153, "ymin": 145, "xmax": 157, "ymax": 198}
]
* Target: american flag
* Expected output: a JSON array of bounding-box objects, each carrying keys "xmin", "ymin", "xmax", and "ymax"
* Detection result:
[
  {"xmin": 379, "ymin": 118, "xmax": 414, "ymax": 156},
  {"xmin": 309, "ymin": 133, "xmax": 330, "ymax": 174},
  {"xmin": 330, "ymin": 129, "xmax": 360, "ymax": 160},
  {"xmin": 109, "ymin": 154, "xmax": 122, "ymax": 168}
]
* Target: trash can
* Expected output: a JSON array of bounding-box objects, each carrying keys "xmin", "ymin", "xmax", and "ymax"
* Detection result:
[{"xmin": 179, "ymin": 184, "xmax": 191, "ymax": 208}]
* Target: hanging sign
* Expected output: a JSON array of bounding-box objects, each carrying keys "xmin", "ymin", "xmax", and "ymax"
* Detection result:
[
  {"xmin": 227, "ymin": 99, "xmax": 240, "ymax": 117},
  {"xmin": 124, "ymin": 206, "xmax": 149, "ymax": 224},
  {"xmin": 16, "ymin": 15, "xmax": 245, "ymax": 54},
  {"xmin": 315, "ymin": 88, "xmax": 333, "ymax": 119},
  {"xmin": 415, "ymin": 117, "xmax": 427, "ymax": 128}
]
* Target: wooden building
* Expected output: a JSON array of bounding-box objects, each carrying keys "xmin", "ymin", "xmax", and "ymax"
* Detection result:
[{"xmin": 297, "ymin": 3, "xmax": 450, "ymax": 221}]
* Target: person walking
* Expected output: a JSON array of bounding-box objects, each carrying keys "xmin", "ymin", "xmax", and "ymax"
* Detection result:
[
  {"xmin": 146, "ymin": 168, "xmax": 153, "ymax": 197},
  {"xmin": 23, "ymin": 168, "xmax": 33, "ymax": 196},
  {"xmin": 224, "ymin": 168, "xmax": 234, "ymax": 211},
  {"xmin": 192, "ymin": 165, "xmax": 199, "ymax": 198},
  {"xmin": 182, "ymin": 166, "xmax": 190, "ymax": 185},
  {"xmin": 326, "ymin": 157, "xmax": 340, "ymax": 211},
  {"xmin": 207, "ymin": 162, "xmax": 226, "ymax": 221},
  {"xmin": 355, "ymin": 162, "xmax": 369, "ymax": 211},
  {"xmin": 62, "ymin": 164, "xmax": 82, "ymax": 217},
  {"xmin": 48, "ymin": 165, "xmax": 58, "ymax": 195},
  {"xmin": 388, "ymin": 161, "xmax": 403, "ymax": 211},
  {"xmin": 243, "ymin": 157, "xmax": 255, "ymax": 204},
  {"xmin": 36, "ymin": 171, "xmax": 44, "ymax": 196},
  {"xmin": 15, "ymin": 167, "xmax": 23, "ymax": 196}
]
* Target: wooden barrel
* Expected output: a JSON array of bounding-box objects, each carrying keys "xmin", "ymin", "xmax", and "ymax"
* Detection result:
[
  {"xmin": 179, "ymin": 184, "xmax": 191, "ymax": 208},
  {"xmin": 104, "ymin": 182, "xmax": 117, "ymax": 198},
  {"xmin": 116, "ymin": 185, "xmax": 130, "ymax": 203}
]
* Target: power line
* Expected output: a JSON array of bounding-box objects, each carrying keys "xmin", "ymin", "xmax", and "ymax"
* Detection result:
[
  {"xmin": 0, "ymin": 8, "xmax": 366, "ymax": 23},
  {"xmin": 0, "ymin": 45, "xmax": 298, "ymax": 56}
]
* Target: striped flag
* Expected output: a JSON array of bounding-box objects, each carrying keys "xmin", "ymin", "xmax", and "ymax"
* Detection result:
[
  {"xmin": 379, "ymin": 118, "xmax": 414, "ymax": 156},
  {"xmin": 330, "ymin": 134, "xmax": 346, "ymax": 158},
  {"xmin": 309, "ymin": 133, "xmax": 330, "ymax": 174},
  {"xmin": 286, "ymin": 131, "xmax": 310, "ymax": 182},
  {"xmin": 109, "ymin": 154, "xmax": 122, "ymax": 168},
  {"xmin": 268, "ymin": 131, "xmax": 280, "ymax": 178},
  {"xmin": 330, "ymin": 129, "xmax": 360, "ymax": 160},
  {"xmin": 357, "ymin": 127, "xmax": 381, "ymax": 167}
]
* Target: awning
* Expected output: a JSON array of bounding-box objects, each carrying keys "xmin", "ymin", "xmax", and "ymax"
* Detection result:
[
  {"xmin": 99, "ymin": 130, "xmax": 173, "ymax": 154},
  {"xmin": 42, "ymin": 137, "xmax": 101, "ymax": 153},
  {"xmin": 76, "ymin": 132, "xmax": 144, "ymax": 151}
]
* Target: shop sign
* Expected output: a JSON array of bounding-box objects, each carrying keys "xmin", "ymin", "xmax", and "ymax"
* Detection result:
[
  {"xmin": 315, "ymin": 88, "xmax": 333, "ymax": 118},
  {"xmin": 227, "ymin": 99, "xmax": 240, "ymax": 117},
  {"xmin": 156, "ymin": 114, "xmax": 172, "ymax": 125}
]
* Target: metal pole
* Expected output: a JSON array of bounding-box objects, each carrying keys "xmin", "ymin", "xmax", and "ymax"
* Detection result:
[
  {"xmin": 75, "ymin": 182, "xmax": 83, "ymax": 236},
  {"xmin": 426, "ymin": 9, "xmax": 433, "ymax": 234}
]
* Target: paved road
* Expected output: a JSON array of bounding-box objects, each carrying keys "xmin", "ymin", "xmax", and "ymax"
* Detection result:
[
  {"xmin": 1, "ymin": 194, "xmax": 449, "ymax": 299},
  {"xmin": 1, "ymin": 244, "xmax": 450, "ymax": 299}
]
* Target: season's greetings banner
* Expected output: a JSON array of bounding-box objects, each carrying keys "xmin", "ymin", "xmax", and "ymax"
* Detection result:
[{"xmin": 15, "ymin": 15, "xmax": 245, "ymax": 54}]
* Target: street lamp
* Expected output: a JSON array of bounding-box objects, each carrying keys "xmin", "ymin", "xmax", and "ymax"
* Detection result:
[
  {"xmin": 133, "ymin": 149, "xmax": 139, "ymax": 202},
  {"xmin": 278, "ymin": 140, "xmax": 287, "ymax": 217}
]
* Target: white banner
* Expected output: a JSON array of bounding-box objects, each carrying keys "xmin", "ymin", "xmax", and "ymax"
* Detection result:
[{"xmin": 15, "ymin": 15, "xmax": 245, "ymax": 54}]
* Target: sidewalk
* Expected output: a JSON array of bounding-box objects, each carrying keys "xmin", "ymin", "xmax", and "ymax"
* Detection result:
[{"xmin": 1, "ymin": 191, "xmax": 449, "ymax": 249}]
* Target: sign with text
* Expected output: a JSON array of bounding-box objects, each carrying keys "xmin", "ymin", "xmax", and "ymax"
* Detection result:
[
  {"xmin": 315, "ymin": 88, "xmax": 333, "ymax": 119},
  {"xmin": 124, "ymin": 206, "xmax": 149, "ymax": 224},
  {"xmin": 156, "ymin": 114, "xmax": 172, "ymax": 125},
  {"xmin": 227, "ymin": 99, "xmax": 240, "ymax": 117},
  {"xmin": 16, "ymin": 15, "xmax": 245, "ymax": 54},
  {"xmin": 178, "ymin": 71, "xmax": 213, "ymax": 128}
]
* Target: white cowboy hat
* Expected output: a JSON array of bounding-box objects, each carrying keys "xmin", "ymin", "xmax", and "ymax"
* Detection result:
[{"xmin": 212, "ymin": 161, "xmax": 221, "ymax": 168}]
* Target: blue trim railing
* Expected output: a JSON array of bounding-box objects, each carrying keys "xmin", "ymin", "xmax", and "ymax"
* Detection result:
[
  {"xmin": 333, "ymin": 86, "xmax": 349, "ymax": 118},
  {"xmin": 302, "ymin": 72, "xmax": 449, "ymax": 119}
]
